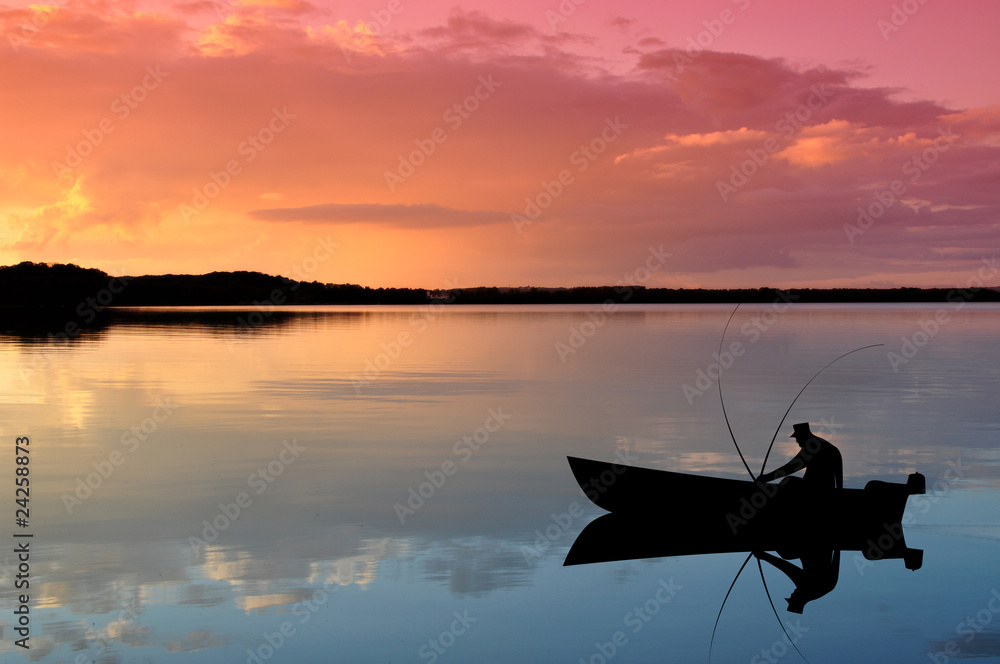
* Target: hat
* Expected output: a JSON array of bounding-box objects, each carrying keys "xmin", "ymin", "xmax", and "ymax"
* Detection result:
[{"xmin": 790, "ymin": 422, "xmax": 812, "ymax": 438}]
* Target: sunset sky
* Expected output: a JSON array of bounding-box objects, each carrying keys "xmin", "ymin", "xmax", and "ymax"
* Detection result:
[{"xmin": 1, "ymin": 0, "xmax": 998, "ymax": 288}]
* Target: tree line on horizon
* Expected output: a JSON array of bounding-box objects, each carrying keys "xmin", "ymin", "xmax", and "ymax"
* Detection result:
[{"xmin": 1, "ymin": 261, "xmax": 998, "ymax": 306}]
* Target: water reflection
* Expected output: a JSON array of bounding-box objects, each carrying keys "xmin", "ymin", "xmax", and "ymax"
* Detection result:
[
  {"xmin": 0, "ymin": 305, "xmax": 998, "ymax": 662},
  {"xmin": 564, "ymin": 456, "xmax": 923, "ymax": 610}
]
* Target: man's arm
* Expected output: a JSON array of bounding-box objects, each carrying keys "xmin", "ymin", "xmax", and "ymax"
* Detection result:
[
  {"xmin": 753, "ymin": 551, "xmax": 804, "ymax": 585},
  {"xmin": 758, "ymin": 451, "xmax": 805, "ymax": 483}
]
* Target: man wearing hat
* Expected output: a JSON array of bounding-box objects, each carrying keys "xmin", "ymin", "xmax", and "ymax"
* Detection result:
[
  {"xmin": 754, "ymin": 422, "xmax": 844, "ymax": 613},
  {"xmin": 753, "ymin": 549, "xmax": 840, "ymax": 614},
  {"xmin": 756, "ymin": 422, "xmax": 843, "ymax": 490}
]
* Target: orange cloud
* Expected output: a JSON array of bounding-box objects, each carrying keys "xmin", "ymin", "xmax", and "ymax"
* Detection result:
[{"xmin": 0, "ymin": 4, "xmax": 997, "ymax": 288}]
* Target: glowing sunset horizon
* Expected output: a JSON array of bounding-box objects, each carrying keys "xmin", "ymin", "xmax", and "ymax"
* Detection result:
[{"xmin": 2, "ymin": 0, "xmax": 998, "ymax": 289}]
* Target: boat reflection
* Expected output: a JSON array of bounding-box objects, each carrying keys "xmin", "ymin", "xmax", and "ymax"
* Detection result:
[{"xmin": 564, "ymin": 456, "xmax": 924, "ymax": 613}]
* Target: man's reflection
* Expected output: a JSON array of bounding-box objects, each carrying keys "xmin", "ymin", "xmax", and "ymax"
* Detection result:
[{"xmin": 754, "ymin": 549, "xmax": 840, "ymax": 613}]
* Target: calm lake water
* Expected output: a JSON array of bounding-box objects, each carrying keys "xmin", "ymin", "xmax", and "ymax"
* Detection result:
[{"xmin": 1, "ymin": 304, "xmax": 999, "ymax": 663}]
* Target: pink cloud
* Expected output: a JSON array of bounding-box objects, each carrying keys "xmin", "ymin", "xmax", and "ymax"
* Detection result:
[{"xmin": 0, "ymin": 3, "xmax": 996, "ymax": 287}]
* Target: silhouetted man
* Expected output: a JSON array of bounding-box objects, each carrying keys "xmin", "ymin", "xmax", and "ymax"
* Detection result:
[
  {"xmin": 757, "ymin": 423, "xmax": 843, "ymax": 490},
  {"xmin": 754, "ymin": 549, "xmax": 840, "ymax": 613}
]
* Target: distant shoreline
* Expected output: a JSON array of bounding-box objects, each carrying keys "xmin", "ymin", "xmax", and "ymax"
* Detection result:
[{"xmin": 3, "ymin": 261, "xmax": 999, "ymax": 306}]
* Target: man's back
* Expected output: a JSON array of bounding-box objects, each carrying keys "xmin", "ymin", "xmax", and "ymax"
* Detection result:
[{"xmin": 801, "ymin": 436, "xmax": 843, "ymax": 489}]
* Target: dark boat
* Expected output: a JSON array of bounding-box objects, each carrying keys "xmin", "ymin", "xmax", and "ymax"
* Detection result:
[{"xmin": 564, "ymin": 456, "xmax": 925, "ymax": 569}]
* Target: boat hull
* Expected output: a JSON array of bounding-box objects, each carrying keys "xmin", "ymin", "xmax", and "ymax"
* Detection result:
[{"xmin": 564, "ymin": 456, "xmax": 925, "ymax": 568}]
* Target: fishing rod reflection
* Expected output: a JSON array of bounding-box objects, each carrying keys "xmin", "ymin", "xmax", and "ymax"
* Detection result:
[{"xmin": 564, "ymin": 456, "xmax": 925, "ymax": 614}]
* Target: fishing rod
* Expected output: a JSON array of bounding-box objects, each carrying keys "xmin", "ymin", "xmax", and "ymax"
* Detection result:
[
  {"xmin": 708, "ymin": 551, "xmax": 753, "ymax": 661},
  {"xmin": 712, "ymin": 306, "xmax": 882, "ymax": 664},
  {"xmin": 758, "ymin": 559, "xmax": 811, "ymax": 664},
  {"xmin": 759, "ymin": 343, "xmax": 885, "ymax": 476},
  {"xmin": 718, "ymin": 304, "xmax": 755, "ymax": 481},
  {"xmin": 713, "ymin": 303, "xmax": 807, "ymax": 664}
]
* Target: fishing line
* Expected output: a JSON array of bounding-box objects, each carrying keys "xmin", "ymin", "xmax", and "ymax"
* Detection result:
[
  {"xmin": 758, "ymin": 559, "xmax": 811, "ymax": 664},
  {"xmin": 759, "ymin": 343, "xmax": 885, "ymax": 476},
  {"xmin": 708, "ymin": 551, "xmax": 754, "ymax": 663},
  {"xmin": 718, "ymin": 304, "xmax": 755, "ymax": 481}
]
